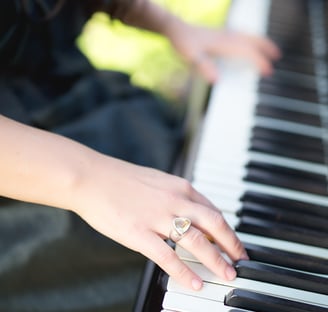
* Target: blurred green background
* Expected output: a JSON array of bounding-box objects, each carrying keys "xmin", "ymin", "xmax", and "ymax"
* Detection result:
[{"xmin": 77, "ymin": 0, "xmax": 231, "ymax": 103}]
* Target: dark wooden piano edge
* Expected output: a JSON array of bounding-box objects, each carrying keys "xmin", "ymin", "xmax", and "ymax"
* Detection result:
[{"xmin": 132, "ymin": 258, "xmax": 168, "ymax": 312}]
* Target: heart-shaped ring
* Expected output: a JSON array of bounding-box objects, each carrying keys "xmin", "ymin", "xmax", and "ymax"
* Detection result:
[{"xmin": 169, "ymin": 217, "xmax": 191, "ymax": 242}]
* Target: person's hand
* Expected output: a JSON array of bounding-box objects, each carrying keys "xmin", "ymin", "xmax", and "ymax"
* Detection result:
[
  {"xmin": 72, "ymin": 156, "xmax": 248, "ymax": 291},
  {"xmin": 165, "ymin": 21, "xmax": 281, "ymax": 83}
]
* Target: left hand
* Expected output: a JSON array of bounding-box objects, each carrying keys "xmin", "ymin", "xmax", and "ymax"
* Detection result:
[{"xmin": 165, "ymin": 21, "xmax": 281, "ymax": 83}]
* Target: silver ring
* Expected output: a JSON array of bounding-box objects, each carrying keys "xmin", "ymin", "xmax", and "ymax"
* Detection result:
[{"xmin": 169, "ymin": 217, "xmax": 191, "ymax": 243}]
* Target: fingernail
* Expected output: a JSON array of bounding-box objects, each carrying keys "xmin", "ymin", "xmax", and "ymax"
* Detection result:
[
  {"xmin": 225, "ymin": 266, "xmax": 237, "ymax": 280},
  {"xmin": 191, "ymin": 278, "xmax": 203, "ymax": 290}
]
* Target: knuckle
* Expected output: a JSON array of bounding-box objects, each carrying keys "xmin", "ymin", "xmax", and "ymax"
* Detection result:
[
  {"xmin": 211, "ymin": 210, "xmax": 227, "ymax": 230},
  {"xmin": 156, "ymin": 247, "xmax": 177, "ymax": 266},
  {"xmin": 159, "ymin": 189, "xmax": 179, "ymax": 206},
  {"xmin": 231, "ymin": 236, "xmax": 245, "ymax": 257},
  {"xmin": 178, "ymin": 178, "xmax": 194, "ymax": 196},
  {"xmin": 187, "ymin": 229, "xmax": 206, "ymax": 248},
  {"xmin": 214, "ymin": 254, "xmax": 227, "ymax": 269},
  {"xmin": 175, "ymin": 263, "xmax": 192, "ymax": 281}
]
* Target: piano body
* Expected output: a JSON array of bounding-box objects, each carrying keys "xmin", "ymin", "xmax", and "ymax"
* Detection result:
[{"xmin": 134, "ymin": 0, "xmax": 328, "ymax": 311}]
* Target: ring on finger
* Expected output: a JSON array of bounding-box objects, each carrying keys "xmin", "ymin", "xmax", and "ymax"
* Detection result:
[{"xmin": 169, "ymin": 217, "xmax": 192, "ymax": 243}]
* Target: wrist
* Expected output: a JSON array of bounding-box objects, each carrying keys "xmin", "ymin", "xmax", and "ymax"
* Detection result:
[{"xmin": 159, "ymin": 14, "xmax": 187, "ymax": 39}]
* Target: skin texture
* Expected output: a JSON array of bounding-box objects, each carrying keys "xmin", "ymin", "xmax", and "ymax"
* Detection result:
[{"xmin": 0, "ymin": 0, "xmax": 280, "ymax": 291}]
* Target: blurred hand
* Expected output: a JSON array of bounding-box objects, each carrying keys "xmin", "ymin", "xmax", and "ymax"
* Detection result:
[{"xmin": 166, "ymin": 22, "xmax": 281, "ymax": 83}]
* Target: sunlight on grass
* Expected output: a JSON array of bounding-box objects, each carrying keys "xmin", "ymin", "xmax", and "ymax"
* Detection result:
[{"xmin": 77, "ymin": 0, "xmax": 231, "ymax": 101}]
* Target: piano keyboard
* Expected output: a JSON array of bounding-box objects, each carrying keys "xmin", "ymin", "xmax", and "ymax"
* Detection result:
[{"xmin": 162, "ymin": 0, "xmax": 328, "ymax": 311}]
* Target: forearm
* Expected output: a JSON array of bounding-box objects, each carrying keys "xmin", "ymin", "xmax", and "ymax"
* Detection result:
[{"xmin": 0, "ymin": 115, "xmax": 102, "ymax": 211}]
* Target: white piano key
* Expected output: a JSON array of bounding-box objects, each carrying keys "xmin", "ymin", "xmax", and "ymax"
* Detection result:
[
  {"xmin": 168, "ymin": 261, "xmax": 328, "ymax": 308},
  {"xmin": 255, "ymin": 116, "xmax": 326, "ymax": 138},
  {"xmin": 194, "ymin": 151, "xmax": 328, "ymax": 175},
  {"xmin": 195, "ymin": 187, "xmax": 328, "ymax": 215},
  {"xmin": 198, "ymin": 134, "xmax": 324, "ymax": 160},
  {"xmin": 202, "ymin": 197, "xmax": 241, "ymax": 213},
  {"xmin": 226, "ymin": 155, "xmax": 326, "ymax": 183},
  {"xmin": 193, "ymin": 186, "xmax": 327, "ymax": 215},
  {"xmin": 192, "ymin": 178, "xmax": 328, "ymax": 206},
  {"xmin": 258, "ymin": 94, "xmax": 322, "ymax": 115},
  {"xmin": 269, "ymin": 69, "xmax": 318, "ymax": 88},
  {"xmin": 166, "ymin": 278, "xmax": 231, "ymax": 303},
  {"xmin": 192, "ymin": 176, "xmax": 328, "ymax": 206},
  {"xmin": 223, "ymin": 213, "xmax": 328, "ymax": 259},
  {"xmin": 193, "ymin": 164, "xmax": 326, "ymax": 185},
  {"xmin": 226, "ymin": 0, "xmax": 271, "ymax": 36},
  {"xmin": 236, "ymin": 231, "xmax": 328, "ymax": 260},
  {"xmin": 163, "ymin": 291, "xmax": 253, "ymax": 312},
  {"xmin": 197, "ymin": 105, "xmax": 325, "ymax": 169},
  {"xmin": 203, "ymin": 113, "xmax": 326, "ymax": 140}
]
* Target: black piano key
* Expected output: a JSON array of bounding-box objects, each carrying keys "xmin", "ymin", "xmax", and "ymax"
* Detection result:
[
  {"xmin": 268, "ymin": 16, "xmax": 309, "ymax": 38},
  {"xmin": 234, "ymin": 260, "xmax": 328, "ymax": 295},
  {"xmin": 250, "ymin": 138, "xmax": 326, "ymax": 164},
  {"xmin": 268, "ymin": 21, "xmax": 310, "ymax": 39},
  {"xmin": 258, "ymin": 81, "xmax": 319, "ymax": 102},
  {"xmin": 269, "ymin": 0, "xmax": 309, "ymax": 20},
  {"xmin": 249, "ymin": 137, "xmax": 325, "ymax": 163},
  {"xmin": 240, "ymin": 191, "xmax": 328, "ymax": 218},
  {"xmin": 236, "ymin": 216, "xmax": 328, "ymax": 248},
  {"xmin": 225, "ymin": 288, "xmax": 328, "ymax": 312},
  {"xmin": 270, "ymin": 41, "xmax": 312, "ymax": 55},
  {"xmin": 271, "ymin": 42, "xmax": 313, "ymax": 58},
  {"xmin": 238, "ymin": 201, "xmax": 328, "ymax": 232},
  {"xmin": 246, "ymin": 161, "xmax": 327, "ymax": 183},
  {"xmin": 273, "ymin": 56, "xmax": 315, "ymax": 75},
  {"xmin": 244, "ymin": 166, "xmax": 328, "ymax": 196},
  {"xmin": 268, "ymin": 7, "xmax": 310, "ymax": 28},
  {"xmin": 243, "ymin": 242, "xmax": 328, "ymax": 274},
  {"xmin": 251, "ymin": 126, "xmax": 324, "ymax": 151},
  {"xmin": 255, "ymin": 105, "xmax": 321, "ymax": 126},
  {"xmin": 244, "ymin": 169, "xmax": 327, "ymax": 196},
  {"xmin": 261, "ymin": 73, "xmax": 317, "ymax": 91}
]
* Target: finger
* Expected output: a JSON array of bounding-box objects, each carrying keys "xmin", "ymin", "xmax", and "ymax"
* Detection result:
[
  {"xmin": 233, "ymin": 43, "xmax": 275, "ymax": 76},
  {"xmin": 177, "ymin": 225, "xmax": 237, "ymax": 281},
  {"xmin": 143, "ymin": 232, "xmax": 203, "ymax": 291},
  {"xmin": 238, "ymin": 45, "xmax": 274, "ymax": 76},
  {"xmin": 236, "ymin": 34, "xmax": 282, "ymax": 76},
  {"xmin": 188, "ymin": 187, "xmax": 217, "ymax": 211},
  {"xmin": 212, "ymin": 34, "xmax": 278, "ymax": 76},
  {"xmin": 244, "ymin": 33, "xmax": 282, "ymax": 60},
  {"xmin": 186, "ymin": 204, "xmax": 248, "ymax": 261},
  {"xmin": 186, "ymin": 189, "xmax": 232, "ymax": 242},
  {"xmin": 193, "ymin": 54, "xmax": 219, "ymax": 83}
]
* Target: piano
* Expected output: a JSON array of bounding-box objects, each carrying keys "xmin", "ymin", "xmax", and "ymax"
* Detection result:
[{"xmin": 134, "ymin": 0, "xmax": 328, "ymax": 311}]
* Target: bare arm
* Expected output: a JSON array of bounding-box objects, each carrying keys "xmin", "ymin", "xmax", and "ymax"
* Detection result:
[
  {"xmin": 0, "ymin": 114, "xmax": 96, "ymax": 209},
  {"xmin": 0, "ymin": 114, "xmax": 247, "ymax": 290}
]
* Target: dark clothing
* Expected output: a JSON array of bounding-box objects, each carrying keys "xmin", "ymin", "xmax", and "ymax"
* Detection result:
[{"xmin": 0, "ymin": 1, "xmax": 184, "ymax": 311}]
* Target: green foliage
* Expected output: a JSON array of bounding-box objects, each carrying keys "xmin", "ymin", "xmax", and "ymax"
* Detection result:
[{"xmin": 77, "ymin": 0, "xmax": 231, "ymax": 101}]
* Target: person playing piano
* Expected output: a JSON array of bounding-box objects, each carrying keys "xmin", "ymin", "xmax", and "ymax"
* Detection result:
[{"xmin": 0, "ymin": 0, "xmax": 280, "ymax": 310}]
